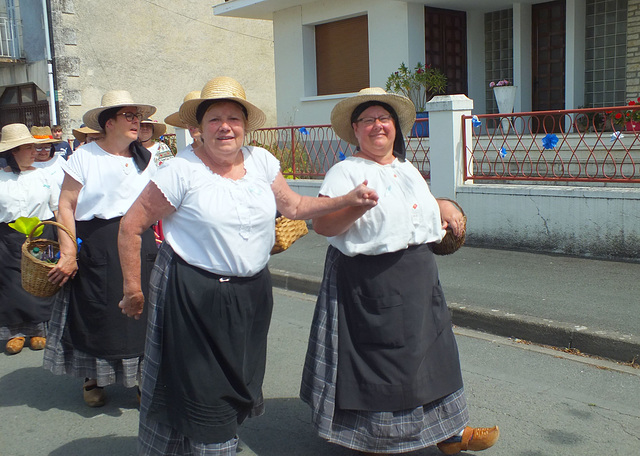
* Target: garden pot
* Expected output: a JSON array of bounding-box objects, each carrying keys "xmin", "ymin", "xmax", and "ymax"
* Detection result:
[
  {"xmin": 493, "ymin": 86, "xmax": 517, "ymax": 131},
  {"xmin": 410, "ymin": 112, "xmax": 429, "ymax": 137},
  {"xmin": 625, "ymin": 120, "xmax": 640, "ymax": 132}
]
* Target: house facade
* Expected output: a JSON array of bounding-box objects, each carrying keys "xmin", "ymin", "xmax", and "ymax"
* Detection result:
[
  {"xmin": 1, "ymin": 0, "xmax": 277, "ymax": 140},
  {"xmin": 215, "ymin": 0, "xmax": 640, "ymax": 127}
]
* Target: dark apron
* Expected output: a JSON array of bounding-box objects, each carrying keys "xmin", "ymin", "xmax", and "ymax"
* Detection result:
[
  {"xmin": 0, "ymin": 221, "xmax": 57, "ymax": 326},
  {"xmin": 148, "ymin": 253, "xmax": 273, "ymax": 444},
  {"xmin": 335, "ymin": 244, "xmax": 464, "ymax": 412},
  {"xmin": 64, "ymin": 217, "xmax": 156, "ymax": 359}
]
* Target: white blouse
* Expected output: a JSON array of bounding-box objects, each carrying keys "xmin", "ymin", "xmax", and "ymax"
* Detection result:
[
  {"xmin": 0, "ymin": 168, "xmax": 58, "ymax": 223},
  {"xmin": 319, "ymin": 156, "xmax": 446, "ymax": 256},
  {"xmin": 153, "ymin": 146, "xmax": 280, "ymax": 276},
  {"xmin": 33, "ymin": 156, "xmax": 65, "ymax": 206},
  {"xmin": 61, "ymin": 141, "xmax": 157, "ymax": 221}
]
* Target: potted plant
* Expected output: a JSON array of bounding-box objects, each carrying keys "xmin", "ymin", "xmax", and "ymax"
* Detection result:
[
  {"xmin": 608, "ymin": 98, "xmax": 640, "ymax": 132},
  {"xmin": 385, "ymin": 62, "xmax": 447, "ymax": 137},
  {"xmin": 490, "ymin": 79, "xmax": 517, "ymax": 131}
]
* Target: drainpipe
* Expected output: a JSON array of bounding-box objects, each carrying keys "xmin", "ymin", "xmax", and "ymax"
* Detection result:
[{"xmin": 41, "ymin": 0, "xmax": 57, "ymax": 125}]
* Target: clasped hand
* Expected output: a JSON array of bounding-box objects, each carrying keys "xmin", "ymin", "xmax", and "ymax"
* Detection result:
[
  {"xmin": 349, "ymin": 180, "xmax": 379, "ymax": 207},
  {"xmin": 119, "ymin": 291, "xmax": 145, "ymax": 320},
  {"xmin": 439, "ymin": 200, "xmax": 465, "ymax": 238}
]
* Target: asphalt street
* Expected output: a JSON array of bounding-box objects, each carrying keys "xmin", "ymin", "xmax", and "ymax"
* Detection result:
[{"xmin": 1, "ymin": 288, "xmax": 638, "ymax": 456}]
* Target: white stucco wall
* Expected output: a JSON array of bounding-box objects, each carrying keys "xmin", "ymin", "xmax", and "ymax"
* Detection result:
[{"xmin": 50, "ymin": 0, "xmax": 276, "ymax": 140}]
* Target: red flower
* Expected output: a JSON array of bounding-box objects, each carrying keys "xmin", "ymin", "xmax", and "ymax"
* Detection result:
[
  {"xmin": 629, "ymin": 101, "xmax": 636, "ymax": 106},
  {"xmin": 615, "ymin": 112, "xmax": 623, "ymax": 119}
]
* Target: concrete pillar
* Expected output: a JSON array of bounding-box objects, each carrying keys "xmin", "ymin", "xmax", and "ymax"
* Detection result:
[
  {"xmin": 175, "ymin": 128, "xmax": 189, "ymax": 152},
  {"xmin": 426, "ymin": 94, "xmax": 474, "ymax": 199}
]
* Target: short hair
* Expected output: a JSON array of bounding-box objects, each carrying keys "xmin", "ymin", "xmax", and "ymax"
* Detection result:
[
  {"xmin": 52, "ymin": 125, "xmax": 63, "ymax": 131},
  {"xmin": 98, "ymin": 107, "xmax": 122, "ymax": 130}
]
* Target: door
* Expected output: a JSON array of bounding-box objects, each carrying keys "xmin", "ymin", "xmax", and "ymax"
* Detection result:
[
  {"xmin": 532, "ymin": 0, "xmax": 566, "ymax": 132},
  {"xmin": 425, "ymin": 7, "xmax": 468, "ymax": 95}
]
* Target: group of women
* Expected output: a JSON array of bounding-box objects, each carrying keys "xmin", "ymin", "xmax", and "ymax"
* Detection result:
[{"xmin": 0, "ymin": 75, "xmax": 498, "ymax": 455}]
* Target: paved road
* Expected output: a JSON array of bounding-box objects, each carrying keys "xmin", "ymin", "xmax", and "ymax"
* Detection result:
[
  {"xmin": 268, "ymin": 231, "xmax": 640, "ymax": 363},
  {"xmin": 1, "ymin": 288, "xmax": 638, "ymax": 455}
]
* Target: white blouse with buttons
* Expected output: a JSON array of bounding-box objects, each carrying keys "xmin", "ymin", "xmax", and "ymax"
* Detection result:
[{"xmin": 0, "ymin": 168, "xmax": 57, "ymax": 223}]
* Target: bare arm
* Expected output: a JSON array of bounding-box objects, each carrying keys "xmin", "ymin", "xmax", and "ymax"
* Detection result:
[
  {"xmin": 311, "ymin": 196, "xmax": 372, "ymax": 237},
  {"xmin": 118, "ymin": 182, "xmax": 175, "ymax": 319},
  {"xmin": 48, "ymin": 173, "xmax": 81, "ymax": 286},
  {"xmin": 271, "ymin": 172, "xmax": 378, "ymax": 225}
]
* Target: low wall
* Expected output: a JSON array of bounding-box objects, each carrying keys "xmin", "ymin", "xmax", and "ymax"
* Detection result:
[{"xmin": 287, "ymin": 179, "xmax": 640, "ymax": 261}]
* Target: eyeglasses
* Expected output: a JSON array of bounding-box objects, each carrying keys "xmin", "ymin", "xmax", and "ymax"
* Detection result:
[
  {"xmin": 356, "ymin": 115, "xmax": 393, "ymax": 126},
  {"xmin": 35, "ymin": 146, "xmax": 49, "ymax": 151},
  {"xmin": 118, "ymin": 112, "xmax": 144, "ymax": 122}
]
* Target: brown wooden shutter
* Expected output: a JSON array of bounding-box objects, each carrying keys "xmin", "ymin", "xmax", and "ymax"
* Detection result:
[{"xmin": 316, "ymin": 15, "xmax": 369, "ymax": 96}]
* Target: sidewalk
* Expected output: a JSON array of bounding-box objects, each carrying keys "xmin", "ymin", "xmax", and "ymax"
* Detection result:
[{"xmin": 268, "ymin": 230, "xmax": 640, "ymax": 364}]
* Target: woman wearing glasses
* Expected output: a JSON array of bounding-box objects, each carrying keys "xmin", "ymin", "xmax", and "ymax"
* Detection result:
[
  {"xmin": 32, "ymin": 128, "xmax": 65, "ymax": 206},
  {"xmin": 301, "ymin": 88, "xmax": 499, "ymax": 455},
  {"xmin": 44, "ymin": 90, "xmax": 158, "ymax": 407}
]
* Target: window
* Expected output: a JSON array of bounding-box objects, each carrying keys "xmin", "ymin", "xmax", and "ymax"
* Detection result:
[
  {"xmin": 315, "ymin": 15, "xmax": 369, "ymax": 96},
  {"xmin": 484, "ymin": 9, "xmax": 513, "ymax": 114}
]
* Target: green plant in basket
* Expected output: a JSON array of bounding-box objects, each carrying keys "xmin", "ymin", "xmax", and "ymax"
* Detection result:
[
  {"xmin": 9, "ymin": 216, "xmax": 44, "ymax": 237},
  {"xmin": 250, "ymin": 138, "xmax": 316, "ymax": 178},
  {"xmin": 385, "ymin": 62, "xmax": 447, "ymax": 111}
]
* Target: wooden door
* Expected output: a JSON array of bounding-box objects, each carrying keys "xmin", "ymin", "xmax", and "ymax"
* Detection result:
[
  {"xmin": 532, "ymin": 0, "xmax": 566, "ymax": 132},
  {"xmin": 425, "ymin": 7, "xmax": 467, "ymax": 95}
]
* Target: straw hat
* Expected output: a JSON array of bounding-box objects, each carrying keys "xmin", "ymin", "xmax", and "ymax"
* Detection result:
[
  {"xmin": 30, "ymin": 126, "xmax": 61, "ymax": 144},
  {"xmin": 72, "ymin": 124, "xmax": 101, "ymax": 143},
  {"xmin": 330, "ymin": 87, "xmax": 416, "ymax": 145},
  {"xmin": 0, "ymin": 123, "xmax": 49, "ymax": 153},
  {"xmin": 179, "ymin": 77, "xmax": 266, "ymax": 132},
  {"xmin": 82, "ymin": 90, "xmax": 156, "ymax": 132},
  {"xmin": 165, "ymin": 90, "xmax": 201, "ymax": 128},
  {"xmin": 140, "ymin": 117, "xmax": 167, "ymax": 139}
]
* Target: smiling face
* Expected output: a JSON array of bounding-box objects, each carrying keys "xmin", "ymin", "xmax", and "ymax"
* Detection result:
[
  {"xmin": 199, "ymin": 101, "xmax": 246, "ymax": 158},
  {"xmin": 34, "ymin": 144, "xmax": 52, "ymax": 161},
  {"xmin": 138, "ymin": 123, "xmax": 155, "ymax": 143},
  {"xmin": 352, "ymin": 105, "xmax": 397, "ymax": 164}
]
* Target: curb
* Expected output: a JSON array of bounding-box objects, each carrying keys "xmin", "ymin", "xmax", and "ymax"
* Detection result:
[{"xmin": 270, "ymin": 269, "xmax": 640, "ymax": 364}]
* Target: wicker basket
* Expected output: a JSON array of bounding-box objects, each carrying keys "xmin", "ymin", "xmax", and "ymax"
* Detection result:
[
  {"xmin": 432, "ymin": 200, "xmax": 467, "ymax": 256},
  {"xmin": 21, "ymin": 220, "xmax": 76, "ymax": 297},
  {"xmin": 271, "ymin": 216, "xmax": 309, "ymax": 255}
]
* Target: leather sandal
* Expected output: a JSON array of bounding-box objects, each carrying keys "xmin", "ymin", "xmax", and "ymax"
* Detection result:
[
  {"xmin": 29, "ymin": 337, "xmax": 46, "ymax": 350},
  {"xmin": 83, "ymin": 379, "xmax": 106, "ymax": 407},
  {"xmin": 6, "ymin": 337, "xmax": 25, "ymax": 355},
  {"xmin": 437, "ymin": 426, "xmax": 500, "ymax": 455}
]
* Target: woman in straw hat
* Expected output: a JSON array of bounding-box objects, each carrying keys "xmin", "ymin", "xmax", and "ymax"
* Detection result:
[
  {"xmin": 138, "ymin": 118, "xmax": 174, "ymax": 166},
  {"xmin": 72, "ymin": 124, "xmax": 103, "ymax": 150},
  {"xmin": 31, "ymin": 126, "xmax": 65, "ymax": 206},
  {"xmin": 117, "ymin": 76, "xmax": 378, "ymax": 455},
  {"xmin": 0, "ymin": 123, "xmax": 58, "ymax": 355},
  {"xmin": 44, "ymin": 90, "xmax": 158, "ymax": 408},
  {"xmin": 164, "ymin": 90, "xmax": 203, "ymax": 154},
  {"xmin": 300, "ymin": 88, "xmax": 499, "ymax": 455}
]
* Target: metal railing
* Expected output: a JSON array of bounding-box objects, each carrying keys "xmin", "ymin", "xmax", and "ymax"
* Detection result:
[
  {"xmin": 0, "ymin": 15, "xmax": 19, "ymax": 59},
  {"xmin": 246, "ymin": 118, "xmax": 431, "ymax": 179},
  {"xmin": 464, "ymin": 106, "xmax": 640, "ymax": 184}
]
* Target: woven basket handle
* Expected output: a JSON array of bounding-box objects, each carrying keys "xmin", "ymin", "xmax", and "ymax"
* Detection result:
[
  {"xmin": 436, "ymin": 197, "xmax": 465, "ymax": 216},
  {"xmin": 28, "ymin": 220, "xmax": 77, "ymax": 250}
]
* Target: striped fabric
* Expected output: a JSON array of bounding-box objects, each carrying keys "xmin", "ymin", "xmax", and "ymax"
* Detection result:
[
  {"xmin": 138, "ymin": 242, "xmax": 238, "ymax": 456},
  {"xmin": 43, "ymin": 286, "xmax": 141, "ymax": 388},
  {"xmin": 0, "ymin": 322, "xmax": 46, "ymax": 340},
  {"xmin": 300, "ymin": 246, "xmax": 469, "ymax": 454}
]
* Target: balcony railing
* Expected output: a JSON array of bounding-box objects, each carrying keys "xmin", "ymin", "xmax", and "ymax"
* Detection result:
[
  {"xmin": 246, "ymin": 120, "xmax": 431, "ymax": 179},
  {"xmin": 463, "ymin": 106, "xmax": 640, "ymax": 184},
  {"xmin": 0, "ymin": 15, "xmax": 19, "ymax": 59}
]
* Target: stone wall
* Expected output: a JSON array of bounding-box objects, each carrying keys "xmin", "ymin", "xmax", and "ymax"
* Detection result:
[{"xmin": 48, "ymin": 0, "xmax": 276, "ymax": 141}]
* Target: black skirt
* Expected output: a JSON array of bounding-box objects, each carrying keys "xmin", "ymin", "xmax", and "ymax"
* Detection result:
[
  {"xmin": 0, "ymin": 221, "xmax": 57, "ymax": 327},
  {"xmin": 63, "ymin": 217, "xmax": 156, "ymax": 359},
  {"xmin": 147, "ymin": 252, "xmax": 274, "ymax": 444},
  {"xmin": 335, "ymin": 244, "xmax": 464, "ymax": 412}
]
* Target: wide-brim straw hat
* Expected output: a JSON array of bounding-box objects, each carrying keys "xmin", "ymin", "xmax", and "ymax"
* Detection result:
[
  {"xmin": 330, "ymin": 87, "xmax": 416, "ymax": 146},
  {"xmin": 72, "ymin": 124, "xmax": 101, "ymax": 143},
  {"xmin": 30, "ymin": 125, "xmax": 62, "ymax": 145},
  {"xmin": 179, "ymin": 77, "xmax": 266, "ymax": 132},
  {"xmin": 165, "ymin": 90, "xmax": 201, "ymax": 129},
  {"xmin": 83, "ymin": 90, "xmax": 156, "ymax": 132},
  {"xmin": 140, "ymin": 118, "xmax": 167, "ymax": 139},
  {"xmin": 0, "ymin": 123, "xmax": 49, "ymax": 153}
]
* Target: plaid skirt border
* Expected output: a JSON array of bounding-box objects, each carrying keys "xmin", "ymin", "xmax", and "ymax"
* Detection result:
[
  {"xmin": 138, "ymin": 242, "xmax": 239, "ymax": 456},
  {"xmin": 300, "ymin": 246, "xmax": 469, "ymax": 454},
  {"xmin": 0, "ymin": 322, "xmax": 46, "ymax": 340},
  {"xmin": 42, "ymin": 284, "xmax": 141, "ymax": 388}
]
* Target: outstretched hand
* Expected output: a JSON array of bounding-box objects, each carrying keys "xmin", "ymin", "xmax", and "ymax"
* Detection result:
[
  {"xmin": 349, "ymin": 180, "xmax": 379, "ymax": 207},
  {"xmin": 119, "ymin": 291, "xmax": 145, "ymax": 320}
]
